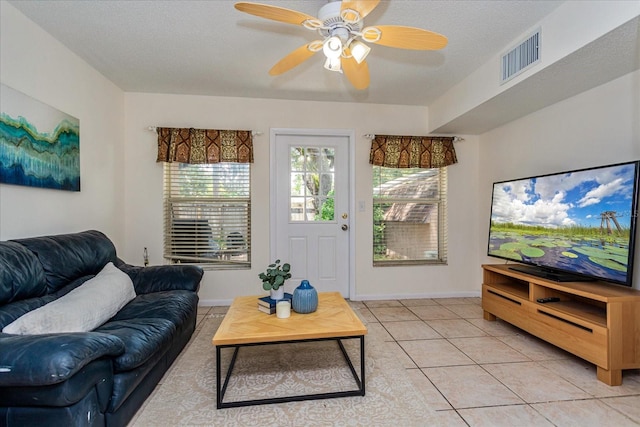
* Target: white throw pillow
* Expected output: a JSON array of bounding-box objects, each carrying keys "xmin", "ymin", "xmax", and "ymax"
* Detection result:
[{"xmin": 2, "ymin": 262, "xmax": 136, "ymax": 335}]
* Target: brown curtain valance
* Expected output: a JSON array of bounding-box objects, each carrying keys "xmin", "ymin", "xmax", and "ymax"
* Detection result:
[
  {"xmin": 369, "ymin": 135, "xmax": 457, "ymax": 168},
  {"xmin": 156, "ymin": 127, "xmax": 253, "ymax": 164}
]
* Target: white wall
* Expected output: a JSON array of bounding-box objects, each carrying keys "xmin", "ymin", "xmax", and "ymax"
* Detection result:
[
  {"xmin": 0, "ymin": 3, "xmax": 125, "ymax": 246},
  {"xmin": 429, "ymin": 1, "xmax": 640, "ymax": 133},
  {"xmin": 123, "ymin": 93, "xmax": 480, "ymax": 304},
  {"xmin": 478, "ymin": 70, "xmax": 640, "ymax": 290}
]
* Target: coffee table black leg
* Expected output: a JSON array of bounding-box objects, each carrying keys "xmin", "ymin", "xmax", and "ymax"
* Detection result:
[
  {"xmin": 337, "ymin": 337, "xmax": 365, "ymax": 395},
  {"xmin": 216, "ymin": 346, "xmax": 221, "ymax": 409},
  {"xmin": 217, "ymin": 336, "xmax": 365, "ymax": 408},
  {"xmin": 360, "ymin": 335, "xmax": 365, "ymax": 396},
  {"xmin": 216, "ymin": 345, "xmax": 240, "ymax": 409}
]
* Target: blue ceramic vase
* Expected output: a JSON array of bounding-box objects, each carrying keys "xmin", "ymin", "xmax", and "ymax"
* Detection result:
[{"xmin": 292, "ymin": 280, "xmax": 318, "ymax": 314}]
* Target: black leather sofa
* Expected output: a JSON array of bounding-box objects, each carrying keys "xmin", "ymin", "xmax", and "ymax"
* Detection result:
[{"xmin": 0, "ymin": 230, "xmax": 203, "ymax": 426}]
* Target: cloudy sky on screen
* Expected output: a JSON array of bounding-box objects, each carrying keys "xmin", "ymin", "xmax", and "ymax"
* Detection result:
[{"xmin": 491, "ymin": 163, "xmax": 637, "ymax": 229}]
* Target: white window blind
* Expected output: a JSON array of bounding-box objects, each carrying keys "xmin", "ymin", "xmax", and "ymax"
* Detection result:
[
  {"xmin": 373, "ymin": 167, "xmax": 448, "ymax": 265},
  {"xmin": 163, "ymin": 162, "xmax": 250, "ymax": 269}
]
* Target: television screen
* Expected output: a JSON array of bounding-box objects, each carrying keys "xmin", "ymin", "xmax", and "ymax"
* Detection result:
[{"xmin": 487, "ymin": 161, "xmax": 640, "ymax": 286}]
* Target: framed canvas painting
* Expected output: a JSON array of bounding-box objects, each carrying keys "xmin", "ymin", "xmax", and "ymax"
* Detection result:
[{"xmin": 0, "ymin": 84, "xmax": 80, "ymax": 191}]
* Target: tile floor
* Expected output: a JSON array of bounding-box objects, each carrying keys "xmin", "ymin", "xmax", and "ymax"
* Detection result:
[
  {"xmin": 352, "ymin": 297, "xmax": 640, "ymax": 426},
  {"xmin": 198, "ymin": 298, "xmax": 640, "ymax": 426}
]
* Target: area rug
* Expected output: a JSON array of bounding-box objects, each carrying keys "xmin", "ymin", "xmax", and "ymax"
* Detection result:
[{"xmin": 131, "ymin": 312, "xmax": 443, "ymax": 426}]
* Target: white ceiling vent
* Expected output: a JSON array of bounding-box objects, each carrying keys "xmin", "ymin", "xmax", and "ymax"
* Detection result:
[{"xmin": 500, "ymin": 28, "xmax": 540, "ymax": 84}]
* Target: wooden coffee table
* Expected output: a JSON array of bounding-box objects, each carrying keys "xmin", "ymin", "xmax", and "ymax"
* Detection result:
[{"xmin": 212, "ymin": 292, "xmax": 367, "ymax": 409}]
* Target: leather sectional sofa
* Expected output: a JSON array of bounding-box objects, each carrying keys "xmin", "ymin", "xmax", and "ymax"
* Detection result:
[{"xmin": 0, "ymin": 230, "xmax": 203, "ymax": 426}]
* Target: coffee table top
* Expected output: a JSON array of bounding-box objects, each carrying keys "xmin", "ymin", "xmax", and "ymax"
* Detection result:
[{"xmin": 212, "ymin": 292, "xmax": 367, "ymax": 346}]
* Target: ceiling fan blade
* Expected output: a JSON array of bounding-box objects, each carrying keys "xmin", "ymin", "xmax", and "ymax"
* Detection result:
[
  {"xmin": 342, "ymin": 55, "xmax": 370, "ymax": 90},
  {"xmin": 269, "ymin": 43, "xmax": 320, "ymax": 76},
  {"xmin": 364, "ymin": 25, "xmax": 448, "ymax": 50},
  {"xmin": 341, "ymin": 0, "xmax": 381, "ymax": 21},
  {"xmin": 235, "ymin": 2, "xmax": 317, "ymax": 26}
]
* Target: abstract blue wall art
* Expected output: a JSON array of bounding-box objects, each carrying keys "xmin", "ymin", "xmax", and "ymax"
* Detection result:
[{"xmin": 0, "ymin": 84, "xmax": 80, "ymax": 191}]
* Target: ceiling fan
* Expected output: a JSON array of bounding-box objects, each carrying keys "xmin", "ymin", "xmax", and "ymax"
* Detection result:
[{"xmin": 234, "ymin": 0, "xmax": 448, "ymax": 90}]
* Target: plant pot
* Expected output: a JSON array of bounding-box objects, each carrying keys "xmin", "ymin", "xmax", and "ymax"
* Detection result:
[{"xmin": 270, "ymin": 287, "xmax": 285, "ymax": 301}]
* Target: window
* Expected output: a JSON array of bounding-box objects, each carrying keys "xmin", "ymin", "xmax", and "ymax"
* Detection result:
[
  {"xmin": 373, "ymin": 166, "xmax": 447, "ymax": 265},
  {"xmin": 289, "ymin": 146, "xmax": 335, "ymax": 222},
  {"xmin": 163, "ymin": 162, "xmax": 250, "ymax": 269}
]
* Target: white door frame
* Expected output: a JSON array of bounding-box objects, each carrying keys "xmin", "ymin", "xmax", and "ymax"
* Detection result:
[{"xmin": 270, "ymin": 128, "xmax": 356, "ymax": 298}]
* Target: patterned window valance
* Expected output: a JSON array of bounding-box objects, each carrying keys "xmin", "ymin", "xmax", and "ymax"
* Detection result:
[
  {"xmin": 156, "ymin": 127, "xmax": 254, "ymax": 164},
  {"xmin": 369, "ymin": 135, "xmax": 457, "ymax": 168}
]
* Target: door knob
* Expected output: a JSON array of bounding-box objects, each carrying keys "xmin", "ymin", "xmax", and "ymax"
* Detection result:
[{"xmin": 341, "ymin": 224, "xmax": 348, "ymax": 231}]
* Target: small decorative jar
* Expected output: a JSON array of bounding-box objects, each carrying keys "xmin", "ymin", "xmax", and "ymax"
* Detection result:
[{"xmin": 292, "ymin": 280, "xmax": 318, "ymax": 314}]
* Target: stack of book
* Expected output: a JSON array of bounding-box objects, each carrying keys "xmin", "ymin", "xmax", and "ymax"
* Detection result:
[{"xmin": 258, "ymin": 293, "xmax": 293, "ymax": 314}]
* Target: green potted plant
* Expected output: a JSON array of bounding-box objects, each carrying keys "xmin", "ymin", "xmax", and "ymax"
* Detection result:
[{"xmin": 259, "ymin": 259, "xmax": 291, "ymax": 300}]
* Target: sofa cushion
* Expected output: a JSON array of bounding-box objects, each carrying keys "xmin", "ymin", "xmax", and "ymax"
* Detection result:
[
  {"xmin": 94, "ymin": 318, "xmax": 176, "ymax": 372},
  {"xmin": 12, "ymin": 230, "xmax": 118, "ymax": 293},
  {"xmin": 0, "ymin": 332, "xmax": 124, "ymax": 386},
  {"xmin": 2, "ymin": 263, "xmax": 136, "ymax": 335},
  {"xmin": 0, "ymin": 276, "xmax": 92, "ymax": 330},
  {"xmin": 0, "ymin": 241, "xmax": 46, "ymax": 305},
  {"xmin": 111, "ymin": 290, "xmax": 198, "ymax": 326}
]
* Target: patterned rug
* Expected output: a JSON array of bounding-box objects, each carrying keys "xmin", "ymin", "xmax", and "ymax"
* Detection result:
[{"xmin": 131, "ymin": 312, "xmax": 443, "ymax": 426}]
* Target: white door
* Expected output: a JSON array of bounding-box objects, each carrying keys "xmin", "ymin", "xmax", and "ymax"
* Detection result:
[{"xmin": 271, "ymin": 129, "xmax": 351, "ymax": 297}]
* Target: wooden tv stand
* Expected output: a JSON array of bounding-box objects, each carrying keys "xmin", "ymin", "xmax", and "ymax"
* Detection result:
[{"xmin": 481, "ymin": 264, "xmax": 640, "ymax": 386}]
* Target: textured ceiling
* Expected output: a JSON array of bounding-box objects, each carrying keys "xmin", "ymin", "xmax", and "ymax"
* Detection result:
[{"xmin": 8, "ymin": 0, "xmax": 565, "ymax": 107}]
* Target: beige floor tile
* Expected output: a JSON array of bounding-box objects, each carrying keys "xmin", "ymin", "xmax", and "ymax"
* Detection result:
[
  {"xmin": 352, "ymin": 306, "xmax": 378, "ymax": 323},
  {"xmin": 467, "ymin": 318, "xmax": 523, "ymax": 337},
  {"xmin": 425, "ymin": 319, "xmax": 488, "ymax": 338},
  {"xmin": 409, "ymin": 305, "xmax": 460, "ymax": 320},
  {"xmin": 435, "ymin": 297, "xmax": 481, "ymax": 305},
  {"xmin": 449, "ymin": 337, "xmax": 530, "ymax": 364},
  {"xmin": 364, "ymin": 299, "xmax": 403, "ymax": 308},
  {"xmin": 383, "ymin": 341, "xmax": 417, "ymax": 368},
  {"xmin": 383, "ymin": 320, "xmax": 442, "ymax": 341},
  {"xmin": 483, "ymin": 362, "xmax": 591, "ymax": 403},
  {"xmin": 601, "ymin": 395, "xmax": 640, "ymax": 424},
  {"xmin": 405, "ymin": 368, "xmax": 452, "ymax": 411},
  {"xmin": 399, "ymin": 339, "xmax": 473, "ymax": 368},
  {"xmin": 195, "ymin": 314, "xmax": 207, "ymax": 329},
  {"xmin": 532, "ymin": 399, "xmax": 640, "ymax": 427},
  {"xmin": 441, "ymin": 304, "xmax": 485, "ymax": 319},
  {"xmin": 347, "ymin": 300, "xmax": 366, "ymax": 308},
  {"xmin": 541, "ymin": 359, "xmax": 640, "ymax": 398},
  {"xmin": 423, "ymin": 365, "xmax": 523, "ymax": 409},
  {"xmin": 196, "ymin": 306, "xmax": 211, "ymax": 315},
  {"xmin": 400, "ymin": 298, "xmax": 439, "ymax": 307},
  {"xmin": 209, "ymin": 305, "xmax": 229, "ymax": 314},
  {"xmin": 423, "ymin": 410, "xmax": 468, "ymax": 426},
  {"xmin": 367, "ymin": 322, "xmax": 395, "ymax": 342},
  {"xmin": 370, "ymin": 306, "xmax": 420, "ymax": 322},
  {"xmin": 458, "ymin": 404, "xmax": 555, "ymax": 427},
  {"xmin": 497, "ymin": 333, "xmax": 573, "ymax": 361}
]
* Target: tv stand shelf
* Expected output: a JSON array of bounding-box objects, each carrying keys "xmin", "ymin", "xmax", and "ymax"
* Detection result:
[{"xmin": 482, "ymin": 264, "xmax": 640, "ymax": 386}]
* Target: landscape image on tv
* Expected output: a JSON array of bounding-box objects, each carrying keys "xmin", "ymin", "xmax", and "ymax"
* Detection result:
[{"xmin": 488, "ymin": 162, "xmax": 639, "ymax": 285}]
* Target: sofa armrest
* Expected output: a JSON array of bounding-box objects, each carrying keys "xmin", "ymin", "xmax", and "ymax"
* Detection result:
[
  {"xmin": 118, "ymin": 264, "xmax": 203, "ymax": 294},
  {"xmin": 0, "ymin": 332, "xmax": 124, "ymax": 387}
]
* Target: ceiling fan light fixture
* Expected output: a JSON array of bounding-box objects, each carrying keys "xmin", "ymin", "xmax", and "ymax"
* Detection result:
[
  {"xmin": 323, "ymin": 36, "xmax": 343, "ymax": 59},
  {"xmin": 324, "ymin": 56, "xmax": 342, "ymax": 73},
  {"xmin": 349, "ymin": 40, "xmax": 371, "ymax": 64}
]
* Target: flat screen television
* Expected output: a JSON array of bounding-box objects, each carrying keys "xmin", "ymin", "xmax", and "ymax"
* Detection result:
[{"xmin": 487, "ymin": 160, "xmax": 640, "ymax": 287}]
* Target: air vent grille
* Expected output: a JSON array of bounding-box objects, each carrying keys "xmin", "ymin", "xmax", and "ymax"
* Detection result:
[{"xmin": 501, "ymin": 29, "xmax": 540, "ymax": 84}]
